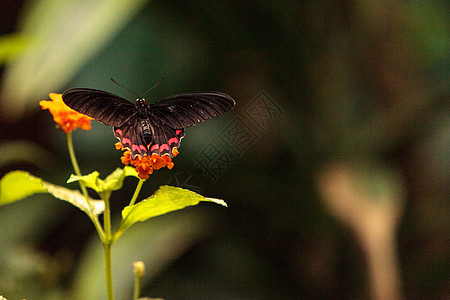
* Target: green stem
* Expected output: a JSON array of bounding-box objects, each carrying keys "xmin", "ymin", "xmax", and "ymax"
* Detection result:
[
  {"xmin": 133, "ymin": 269, "xmax": 141, "ymax": 300},
  {"xmin": 103, "ymin": 193, "xmax": 112, "ymax": 239},
  {"xmin": 111, "ymin": 179, "xmax": 145, "ymax": 243},
  {"xmin": 91, "ymin": 215, "xmax": 106, "ymax": 241},
  {"xmin": 103, "ymin": 242, "xmax": 114, "ymax": 300},
  {"xmin": 129, "ymin": 179, "xmax": 145, "ymax": 207},
  {"xmin": 66, "ymin": 132, "xmax": 88, "ymax": 197},
  {"xmin": 66, "ymin": 132, "xmax": 113, "ymax": 299},
  {"xmin": 66, "ymin": 132, "xmax": 105, "ymax": 239},
  {"xmin": 133, "ymin": 280, "xmax": 139, "ymax": 300},
  {"xmin": 103, "ymin": 193, "xmax": 114, "ymax": 300}
]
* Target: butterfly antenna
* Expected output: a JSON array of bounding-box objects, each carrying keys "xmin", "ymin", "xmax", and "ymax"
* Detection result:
[
  {"xmin": 142, "ymin": 76, "xmax": 166, "ymax": 98},
  {"xmin": 110, "ymin": 78, "xmax": 139, "ymax": 98}
]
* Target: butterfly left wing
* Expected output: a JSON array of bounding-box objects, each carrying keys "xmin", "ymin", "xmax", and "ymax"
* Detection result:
[
  {"xmin": 147, "ymin": 92, "xmax": 235, "ymax": 129},
  {"xmin": 113, "ymin": 116, "xmax": 151, "ymax": 159},
  {"xmin": 62, "ymin": 88, "xmax": 136, "ymax": 127}
]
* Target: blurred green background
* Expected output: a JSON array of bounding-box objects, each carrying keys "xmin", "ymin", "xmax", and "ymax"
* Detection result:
[{"xmin": 0, "ymin": 0, "xmax": 448, "ymax": 299}]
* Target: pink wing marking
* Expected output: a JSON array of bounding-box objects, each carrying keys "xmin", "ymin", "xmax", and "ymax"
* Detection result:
[
  {"xmin": 139, "ymin": 145, "xmax": 147, "ymax": 152},
  {"xmin": 160, "ymin": 144, "xmax": 170, "ymax": 151},
  {"xmin": 168, "ymin": 137, "xmax": 178, "ymax": 145},
  {"xmin": 115, "ymin": 128, "xmax": 123, "ymax": 135},
  {"xmin": 175, "ymin": 129, "xmax": 182, "ymax": 135},
  {"xmin": 132, "ymin": 145, "xmax": 140, "ymax": 152},
  {"xmin": 150, "ymin": 144, "xmax": 159, "ymax": 151},
  {"xmin": 122, "ymin": 137, "xmax": 131, "ymax": 145}
]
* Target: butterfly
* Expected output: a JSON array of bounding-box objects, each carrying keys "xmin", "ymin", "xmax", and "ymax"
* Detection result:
[{"xmin": 62, "ymin": 88, "xmax": 235, "ymax": 159}]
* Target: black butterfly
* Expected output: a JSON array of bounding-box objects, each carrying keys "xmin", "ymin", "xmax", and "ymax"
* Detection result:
[{"xmin": 62, "ymin": 88, "xmax": 235, "ymax": 159}]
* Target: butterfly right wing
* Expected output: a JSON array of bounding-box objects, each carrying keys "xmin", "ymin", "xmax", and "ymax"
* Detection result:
[
  {"xmin": 144, "ymin": 92, "xmax": 235, "ymax": 158},
  {"xmin": 62, "ymin": 88, "xmax": 136, "ymax": 127},
  {"xmin": 148, "ymin": 92, "xmax": 235, "ymax": 129},
  {"xmin": 147, "ymin": 125, "xmax": 185, "ymax": 157}
]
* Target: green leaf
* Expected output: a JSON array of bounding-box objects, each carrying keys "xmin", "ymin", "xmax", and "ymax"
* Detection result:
[
  {"xmin": 68, "ymin": 171, "xmax": 112, "ymax": 200},
  {"xmin": 68, "ymin": 167, "xmax": 139, "ymax": 193},
  {"xmin": 123, "ymin": 165, "xmax": 140, "ymax": 179},
  {"xmin": 42, "ymin": 181, "xmax": 104, "ymax": 216},
  {"xmin": 68, "ymin": 171, "xmax": 101, "ymax": 191},
  {"xmin": 0, "ymin": 170, "xmax": 104, "ymax": 216},
  {"xmin": 114, "ymin": 186, "xmax": 227, "ymax": 240},
  {"xmin": 0, "ymin": 171, "xmax": 46, "ymax": 205},
  {"xmin": 103, "ymin": 168, "xmax": 127, "ymax": 191},
  {"xmin": 104, "ymin": 166, "xmax": 142, "ymax": 190}
]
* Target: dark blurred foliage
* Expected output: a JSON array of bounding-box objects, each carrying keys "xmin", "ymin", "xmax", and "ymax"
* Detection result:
[{"xmin": 0, "ymin": 0, "xmax": 448, "ymax": 299}]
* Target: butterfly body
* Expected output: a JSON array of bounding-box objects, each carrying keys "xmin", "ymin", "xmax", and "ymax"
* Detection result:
[
  {"xmin": 62, "ymin": 88, "xmax": 235, "ymax": 159},
  {"xmin": 134, "ymin": 98, "xmax": 153, "ymax": 143}
]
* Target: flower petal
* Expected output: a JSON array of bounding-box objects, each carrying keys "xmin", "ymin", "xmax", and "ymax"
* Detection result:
[{"xmin": 41, "ymin": 93, "xmax": 93, "ymax": 133}]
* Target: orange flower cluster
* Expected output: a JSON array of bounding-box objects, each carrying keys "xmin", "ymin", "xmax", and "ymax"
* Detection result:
[
  {"xmin": 40, "ymin": 93, "xmax": 93, "ymax": 133},
  {"xmin": 116, "ymin": 142, "xmax": 177, "ymax": 180}
]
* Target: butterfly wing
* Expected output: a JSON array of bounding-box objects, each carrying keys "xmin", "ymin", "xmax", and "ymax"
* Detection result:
[
  {"xmin": 114, "ymin": 119, "xmax": 184, "ymax": 159},
  {"xmin": 144, "ymin": 92, "xmax": 234, "ymax": 157},
  {"xmin": 62, "ymin": 88, "xmax": 136, "ymax": 127},
  {"xmin": 62, "ymin": 89, "xmax": 235, "ymax": 159},
  {"xmin": 147, "ymin": 125, "xmax": 185, "ymax": 157},
  {"xmin": 113, "ymin": 117, "xmax": 150, "ymax": 158},
  {"xmin": 147, "ymin": 92, "xmax": 235, "ymax": 129}
]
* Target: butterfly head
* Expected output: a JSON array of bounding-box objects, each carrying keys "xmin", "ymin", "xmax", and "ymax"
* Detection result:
[{"xmin": 136, "ymin": 98, "xmax": 146, "ymax": 106}]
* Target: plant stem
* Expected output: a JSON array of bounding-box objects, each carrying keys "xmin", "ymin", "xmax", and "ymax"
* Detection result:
[
  {"xmin": 133, "ymin": 277, "xmax": 140, "ymax": 300},
  {"xmin": 111, "ymin": 178, "xmax": 145, "ymax": 243},
  {"xmin": 103, "ymin": 242, "xmax": 114, "ymax": 300},
  {"xmin": 103, "ymin": 193, "xmax": 114, "ymax": 300},
  {"xmin": 66, "ymin": 132, "xmax": 114, "ymax": 299},
  {"xmin": 91, "ymin": 215, "xmax": 106, "ymax": 241},
  {"xmin": 66, "ymin": 132, "xmax": 105, "ymax": 239},
  {"xmin": 103, "ymin": 193, "xmax": 112, "ymax": 239},
  {"xmin": 129, "ymin": 179, "xmax": 145, "ymax": 207},
  {"xmin": 132, "ymin": 261, "xmax": 145, "ymax": 300},
  {"xmin": 66, "ymin": 132, "xmax": 88, "ymax": 197}
]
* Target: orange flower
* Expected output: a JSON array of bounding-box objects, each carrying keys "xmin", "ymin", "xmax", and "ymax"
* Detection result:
[
  {"xmin": 40, "ymin": 93, "xmax": 93, "ymax": 133},
  {"xmin": 117, "ymin": 142, "xmax": 177, "ymax": 180}
]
